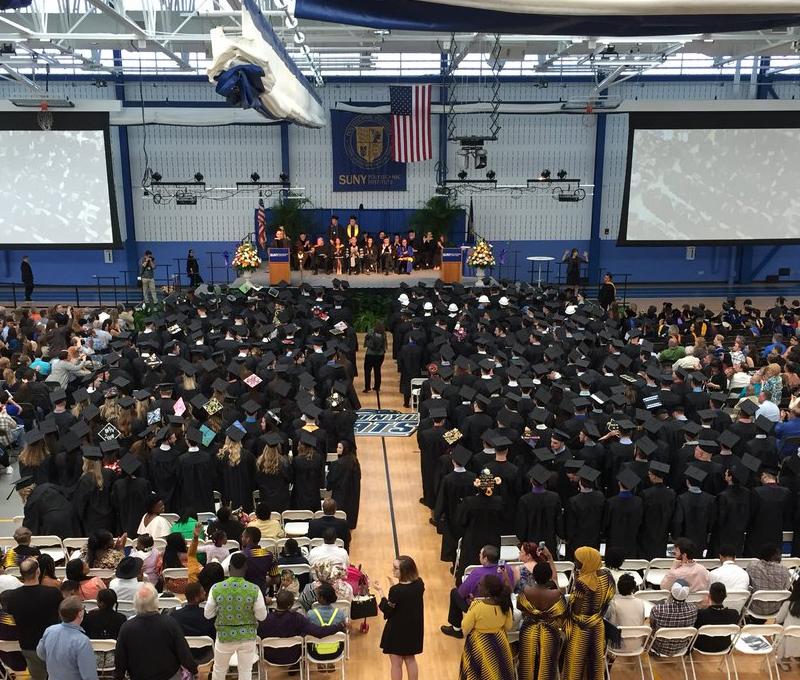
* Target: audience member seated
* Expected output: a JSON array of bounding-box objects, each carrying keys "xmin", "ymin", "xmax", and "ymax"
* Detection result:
[
  {"xmin": 606, "ymin": 574, "xmax": 646, "ymax": 653},
  {"xmin": 307, "ymin": 499, "xmax": 351, "ymax": 551},
  {"xmin": 693, "ymin": 582, "xmax": 740, "ymax": 653},
  {"xmin": 82, "ymin": 588, "xmax": 126, "ymax": 670},
  {"xmin": 197, "ymin": 530, "xmax": 230, "ymax": 565},
  {"xmin": 36, "ymin": 555, "xmax": 61, "ymax": 590},
  {"xmin": 4, "ymin": 527, "xmax": 40, "ymax": 567},
  {"xmin": 239, "ymin": 526, "xmax": 280, "ymax": 594},
  {"xmin": 130, "ymin": 534, "xmax": 160, "ymax": 586},
  {"xmin": 109, "ymin": 556, "xmax": 143, "ymax": 602},
  {"xmin": 649, "ymin": 581, "xmax": 697, "ymax": 656},
  {"xmin": 0, "ymin": 590, "xmax": 27, "ymax": 674},
  {"xmin": 81, "ymin": 530, "xmax": 126, "ymax": 570},
  {"xmin": 709, "ymin": 545, "xmax": 750, "ymax": 592},
  {"xmin": 298, "ymin": 562, "xmax": 353, "ymax": 611},
  {"xmin": 660, "ymin": 538, "xmax": 711, "ymax": 593},
  {"xmin": 137, "ymin": 496, "xmax": 173, "ymax": 540},
  {"xmin": 306, "ymin": 582, "xmax": 347, "ymax": 666},
  {"xmin": 170, "ymin": 582, "xmax": 216, "ymax": 664},
  {"xmin": 115, "ymin": 584, "xmax": 197, "ymax": 680},
  {"xmin": 208, "ymin": 507, "xmax": 244, "ymax": 546},
  {"xmin": 746, "ymin": 544, "xmax": 793, "ymax": 618},
  {"xmin": 66, "ymin": 558, "xmax": 107, "ymax": 600},
  {"xmin": 0, "ymin": 558, "xmax": 21, "ymax": 596},
  {"xmin": 247, "ymin": 503, "xmax": 284, "ymax": 540},
  {"xmin": 776, "ymin": 578, "xmax": 800, "ymax": 665},
  {"xmin": 308, "ymin": 528, "xmax": 349, "ymax": 569},
  {"xmin": 604, "ymin": 547, "xmax": 643, "ymax": 590}
]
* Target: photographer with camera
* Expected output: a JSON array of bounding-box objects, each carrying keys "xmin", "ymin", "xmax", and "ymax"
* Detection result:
[{"xmin": 139, "ymin": 250, "xmax": 157, "ymax": 304}]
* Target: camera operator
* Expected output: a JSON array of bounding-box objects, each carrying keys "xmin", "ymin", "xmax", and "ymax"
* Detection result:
[{"xmin": 139, "ymin": 250, "xmax": 157, "ymax": 304}]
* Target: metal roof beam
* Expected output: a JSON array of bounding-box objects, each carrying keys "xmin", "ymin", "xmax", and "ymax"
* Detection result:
[{"xmin": 0, "ymin": 63, "xmax": 43, "ymax": 91}]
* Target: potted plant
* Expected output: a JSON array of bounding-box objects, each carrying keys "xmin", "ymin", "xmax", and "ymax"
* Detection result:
[
  {"xmin": 409, "ymin": 195, "xmax": 462, "ymax": 239},
  {"xmin": 269, "ymin": 196, "xmax": 315, "ymax": 241}
]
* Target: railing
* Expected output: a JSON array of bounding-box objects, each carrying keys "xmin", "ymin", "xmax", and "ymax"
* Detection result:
[{"xmin": 0, "ymin": 282, "xmax": 145, "ymax": 308}]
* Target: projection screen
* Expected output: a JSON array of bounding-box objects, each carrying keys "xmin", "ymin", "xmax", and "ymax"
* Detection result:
[
  {"xmin": 618, "ymin": 111, "xmax": 800, "ymax": 246},
  {"xmin": 0, "ymin": 112, "xmax": 120, "ymax": 248}
]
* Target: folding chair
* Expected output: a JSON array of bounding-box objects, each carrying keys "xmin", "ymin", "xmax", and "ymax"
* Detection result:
[
  {"xmin": 689, "ymin": 624, "xmax": 740, "ymax": 680},
  {"xmin": 304, "ymin": 632, "xmax": 347, "ymax": 680},
  {"xmin": 284, "ymin": 564, "xmax": 312, "ymax": 579},
  {"xmin": 634, "ymin": 590, "xmax": 669, "ymax": 619},
  {"xmin": 158, "ymin": 596, "xmax": 182, "ymax": 612},
  {"xmin": 313, "ymin": 510, "xmax": 347, "ymax": 521},
  {"xmin": 645, "ymin": 558, "xmax": 674, "ymax": 588},
  {"xmin": 62, "ymin": 537, "xmax": 88, "ymax": 553},
  {"xmin": 185, "ymin": 636, "xmax": 215, "ymax": 673},
  {"xmin": 88, "ymin": 569, "xmax": 115, "ymax": 580},
  {"xmin": 722, "ymin": 590, "xmax": 752, "ymax": 617},
  {"xmin": 277, "ymin": 537, "xmax": 310, "ymax": 551},
  {"xmin": 0, "ymin": 640, "xmax": 23, "ymax": 680},
  {"xmin": 326, "ymin": 452, "xmax": 339, "ymax": 463},
  {"xmin": 499, "ymin": 535, "xmax": 519, "ymax": 563},
  {"xmin": 197, "ymin": 511, "xmax": 216, "ymax": 524},
  {"xmin": 554, "ymin": 561, "xmax": 573, "ymax": 590},
  {"xmin": 161, "ymin": 568, "xmax": 189, "ymax": 580},
  {"xmin": 259, "ymin": 636, "xmax": 305, "ymax": 680},
  {"xmin": 410, "ymin": 377, "xmax": 427, "ymax": 411},
  {"xmin": 252, "ymin": 490, "xmax": 260, "ymax": 509},
  {"xmin": 646, "ymin": 627, "xmax": 698, "ymax": 680},
  {"xmin": 116, "ymin": 600, "xmax": 136, "ymax": 618},
  {"xmin": 258, "ymin": 539, "xmax": 277, "ymax": 552},
  {"xmin": 281, "ymin": 510, "xmax": 314, "ymax": 537},
  {"xmin": 778, "ymin": 625, "xmax": 800, "ymax": 669},
  {"xmin": 153, "ymin": 538, "xmax": 167, "ymax": 551},
  {"xmin": 29, "ymin": 535, "xmax": 65, "ymax": 563},
  {"xmin": 744, "ymin": 590, "xmax": 791, "ymax": 620},
  {"xmin": 161, "ymin": 513, "xmax": 179, "ymax": 524},
  {"xmin": 605, "ymin": 625, "xmax": 651, "ymax": 680},
  {"xmin": 309, "ymin": 537, "xmax": 344, "ymax": 549},
  {"xmin": 735, "ymin": 624, "xmax": 784, "ymax": 680},
  {"xmin": 463, "ymin": 565, "xmax": 479, "ymax": 578},
  {"xmin": 90, "ymin": 639, "xmax": 116, "ymax": 677}
]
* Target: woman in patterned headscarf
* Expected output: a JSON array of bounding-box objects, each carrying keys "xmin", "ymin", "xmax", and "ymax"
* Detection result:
[
  {"xmin": 298, "ymin": 560, "xmax": 353, "ymax": 611},
  {"xmin": 561, "ymin": 547, "xmax": 615, "ymax": 680}
]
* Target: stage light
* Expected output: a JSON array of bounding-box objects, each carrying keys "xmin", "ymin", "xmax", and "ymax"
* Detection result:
[
  {"xmin": 475, "ymin": 149, "xmax": 487, "ymax": 170},
  {"xmin": 250, "ymin": 172, "xmax": 260, "ymax": 182},
  {"xmin": 486, "ymin": 170, "xmax": 496, "ymax": 181},
  {"xmin": 457, "ymin": 170, "xmax": 468, "ymax": 181},
  {"xmin": 194, "ymin": 172, "xmax": 204, "ymax": 182},
  {"xmin": 151, "ymin": 171, "xmax": 162, "ymax": 183},
  {"xmin": 557, "ymin": 169, "xmax": 568, "ymax": 180},
  {"xmin": 279, "ymin": 172, "xmax": 290, "ymax": 184},
  {"xmin": 539, "ymin": 169, "xmax": 551, "ymax": 180},
  {"xmin": 293, "ymin": 32, "xmax": 305, "ymax": 45}
]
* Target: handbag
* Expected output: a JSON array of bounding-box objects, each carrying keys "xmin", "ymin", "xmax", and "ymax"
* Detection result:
[
  {"xmin": 350, "ymin": 594, "xmax": 378, "ymax": 619},
  {"xmin": 603, "ymin": 617, "xmax": 622, "ymax": 647}
]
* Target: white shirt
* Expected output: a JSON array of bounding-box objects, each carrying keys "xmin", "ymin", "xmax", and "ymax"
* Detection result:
[
  {"xmin": 109, "ymin": 577, "xmax": 140, "ymax": 602},
  {"xmin": 0, "ymin": 574, "xmax": 21, "ymax": 595},
  {"xmin": 709, "ymin": 561, "xmax": 750, "ymax": 592},
  {"xmin": 307, "ymin": 544, "xmax": 350, "ymax": 569},
  {"xmin": 756, "ymin": 400, "xmax": 780, "ymax": 422}
]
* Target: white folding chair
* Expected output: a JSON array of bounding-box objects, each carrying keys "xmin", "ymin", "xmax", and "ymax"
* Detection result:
[
  {"xmin": 309, "ymin": 537, "xmax": 344, "ymax": 549},
  {"xmin": 277, "ymin": 537, "xmax": 310, "ymax": 551},
  {"xmin": 270, "ymin": 512, "xmax": 281, "ymax": 523},
  {"xmin": 158, "ymin": 596, "xmax": 182, "ymax": 612},
  {"xmin": 281, "ymin": 510, "xmax": 314, "ymax": 537},
  {"xmin": 285, "ymin": 564, "xmax": 312, "ymax": 579},
  {"xmin": 259, "ymin": 636, "xmax": 305, "ymax": 680},
  {"xmin": 90, "ymin": 639, "xmax": 116, "ymax": 675},
  {"xmin": 687, "ymin": 591, "xmax": 708, "ymax": 605},
  {"xmin": 185, "ymin": 636, "xmax": 215, "ymax": 672},
  {"xmin": 326, "ymin": 452, "xmax": 338, "ymax": 463},
  {"xmin": 463, "ymin": 564, "xmax": 479, "ymax": 578},
  {"xmin": 54, "ymin": 566, "xmax": 66, "ymax": 579},
  {"xmin": 153, "ymin": 538, "xmax": 167, "ymax": 551},
  {"xmin": 62, "ymin": 537, "xmax": 88, "ymax": 552},
  {"xmin": 620, "ymin": 559, "xmax": 649, "ymax": 573},
  {"xmin": 83, "ymin": 599, "xmax": 98, "ymax": 612},
  {"xmin": 778, "ymin": 625, "xmax": 800, "ymax": 666},
  {"xmin": 29, "ymin": 535, "xmax": 65, "ymax": 563},
  {"xmin": 735, "ymin": 624, "xmax": 784, "ymax": 680},
  {"xmin": 0, "ymin": 640, "xmax": 22, "ymax": 680},
  {"xmin": 197, "ymin": 512, "xmax": 216, "ymax": 524},
  {"xmin": 689, "ymin": 624, "xmax": 740, "ymax": 680},
  {"xmin": 0, "ymin": 539, "xmax": 15, "ymax": 551},
  {"xmin": 116, "ymin": 600, "xmax": 136, "ymax": 618},
  {"xmin": 782, "ymin": 556, "xmax": 800, "ymax": 571},
  {"xmin": 605, "ymin": 625, "xmax": 651, "ymax": 680},
  {"xmin": 410, "ymin": 377, "xmax": 427, "ymax": 411},
  {"xmin": 160, "ymin": 513, "xmax": 179, "ymax": 524},
  {"xmin": 500, "ymin": 535, "xmax": 519, "ymax": 563},
  {"xmin": 312, "ymin": 510, "xmax": 347, "ymax": 521},
  {"xmin": 722, "ymin": 590, "xmax": 752, "ymax": 616},
  {"xmin": 646, "ymin": 626, "xmax": 698, "ymax": 680},
  {"xmin": 161, "ymin": 568, "xmax": 189, "ymax": 580},
  {"xmin": 258, "ymin": 539, "xmax": 277, "ymax": 552},
  {"xmin": 304, "ymin": 632, "xmax": 347, "ymax": 680},
  {"xmin": 645, "ymin": 558, "xmax": 675, "ymax": 588},
  {"xmin": 634, "ymin": 589, "xmax": 669, "ymax": 619},
  {"xmin": 744, "ymin": 590, "xmax": 791, "ymax": 620},
  {"xmin": 554, "ymin": 561, "xmax": 573, "ymax": 590},
  {"xmin": 88, "ymin": 569, "xmax": 115, "ymax": 579}
]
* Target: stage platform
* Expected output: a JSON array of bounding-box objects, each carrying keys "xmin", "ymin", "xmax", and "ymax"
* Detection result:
[{"xmin": 232, "ymin": 266, "xmax": 477, "ymax": 289}]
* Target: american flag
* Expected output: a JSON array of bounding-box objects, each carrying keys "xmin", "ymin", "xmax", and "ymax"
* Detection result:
[
  {"xmin": 255, "ymin": 204, "xmax": 267, "ymax": 252},
  {"xmin": 390, "ymin": 84, "xmax": 432, "ymax": 163}
]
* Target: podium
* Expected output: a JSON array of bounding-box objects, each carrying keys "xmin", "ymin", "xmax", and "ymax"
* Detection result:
[
  {"xmin": 440, "ymin": 247, "xmax": 462, "ymax": 284},
  {"xmin": 268, "ymin": 248, "xmax": 290, "ymax": 285}
]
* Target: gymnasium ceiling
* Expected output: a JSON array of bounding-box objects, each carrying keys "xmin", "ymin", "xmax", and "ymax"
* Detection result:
[{"xmin": 1, "ymin": 0, "xmax": 800, "ymax": 90}]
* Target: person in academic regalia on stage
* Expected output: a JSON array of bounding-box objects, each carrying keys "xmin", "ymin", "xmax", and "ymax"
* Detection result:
[
  {"xmin": 565, "ymin": 466, "xmax": 606, "ymax": 561},
  {"xmin": 455, "ymin": 470, "xmax": 505, "ymax": 580},
  {"xmin": 177, "ymin": 427, "xmax": 217, "ymax": 515},
  {"xmin": 638, "ymin": 461, "xmax": 676, "ymax": 560},
  {"xmin": 672, "ymin": 466, "xmax": 716, "ymax": 557},
  {"xmin": 111, "ymin": 453, "xmax": 153, "ymax": 537},
  {"xmin": 515, "ymin": 465, "xmax": 562, "ymax": 551},
  {"xmin": 73, "ymin": 445, "xmax": 117, "ymax": 535},
  {"xmin": 435, "ymin": 445, "xmax": 478, "ymax": 565},
  {"xmin": 710, "ymin": 464, "xmax": 752, "ymax": 557},
  {"xmin": 605, "ymin": 468, "xmax": 644, "ymax": 559},
  {"xmin": 254, "ymin": 434, "xmax": 293, "ymax": 514},
  {"xmin": 291, "ymin": 431, "xmax": 325, "ymax": 511},
  {"xmin": 216, "ymin": 425, "xmax": 257, "ymax": 512},
  {"xmin": 326, "ymin": 440, "xmax": 361, "ymax": 530}
]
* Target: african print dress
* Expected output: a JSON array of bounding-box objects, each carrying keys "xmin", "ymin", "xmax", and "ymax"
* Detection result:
[
  {"xmin": 517, "ymin": 592, "xmax": 567, "ymax": 680},
  {"xmin": 561, "ymin": 569, "xmax": 616, "ymax": 680},
  {"xmin": 458, "ymin": 600, "xmax": 515, "ymax": 680}
]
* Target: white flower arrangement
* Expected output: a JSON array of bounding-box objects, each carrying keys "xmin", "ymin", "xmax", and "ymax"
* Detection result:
[
  {"xmin": 232, "ymin": 241, "xmax": 262, "ymax": 272},
  {"xmin": 467, "ymin": 239, "xmax": 496, "ymax": 268}
]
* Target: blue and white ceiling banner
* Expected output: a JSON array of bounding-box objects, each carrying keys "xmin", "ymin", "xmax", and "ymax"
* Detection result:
[
  {"xmin": 207, "ymin": 0, "xmax": 325, "ymax": 128},
  {"xmin": 294, "ymin": 0, "xmax": 800, "ymax": 36}
]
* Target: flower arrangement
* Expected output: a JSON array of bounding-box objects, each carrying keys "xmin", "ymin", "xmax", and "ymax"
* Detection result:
[
  {"xmin": 467, "ymin": 238, "xmax": 496, "ymax": 268},
  {"xmin": 231, "ymin": 240, "xmax": 262, "ymax": 272}
]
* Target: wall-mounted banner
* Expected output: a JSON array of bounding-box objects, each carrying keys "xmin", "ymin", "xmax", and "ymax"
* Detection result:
[
  {"xmin": 354, "ymin": 409, "xmax": 419, "ymax": 436},
  {"xmin": 331, "ymin": 110, "xmax": 407, "ymax": 192}
]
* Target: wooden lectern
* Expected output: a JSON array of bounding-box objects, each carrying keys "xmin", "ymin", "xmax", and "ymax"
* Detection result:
[
  {"xmin": 268, "ymin": 248, "xmax": 290, "ymax": 285},
  {"xmin": 439, "ymin": 247, "xmax": 463, "ymax": 284}
]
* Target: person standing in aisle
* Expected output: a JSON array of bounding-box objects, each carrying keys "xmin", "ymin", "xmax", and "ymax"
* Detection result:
[
  {"xmin": 20, "ymin": 256, "xmax": 34, "ymax": 302},
  {"xmin": 598, "ymin": 273, "xmax": 616, "ymax": 314},
  {"xmin": 363, "ymin": 322, "xmax": 387, "ymax": 393},
  {"xmin": 186, "ymin": 249, "xmax": 203, "ymax": 287},
  {"xmin": 139, "ymin": 250, "xmax": 157, "ymax": 304}
]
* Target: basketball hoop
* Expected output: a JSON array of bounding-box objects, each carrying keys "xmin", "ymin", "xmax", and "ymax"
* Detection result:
[
  {"xmin": 37, "ymin": 101, "xmax": 53, "ymax": 130},
  {"xmin": 582, "ymin": 104, "xmax": 596, "ymax": 128}
]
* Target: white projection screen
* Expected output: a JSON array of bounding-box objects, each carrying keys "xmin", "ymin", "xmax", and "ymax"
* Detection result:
[
  {"xmin": 618, "ymin": 112, "xmax": 800, "ymax": 245},
  {"xmin": 0, "ymin": 112, "xmax": 120, "ymax": 248}
]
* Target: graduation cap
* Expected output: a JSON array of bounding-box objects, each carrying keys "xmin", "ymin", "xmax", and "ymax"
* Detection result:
[
  {"xmin": 755, "ymin": 415, "xmax": 775, "ymax": 434},
  {"xmin": 111, "ymin": 376, "xmax": 131, "ymax": 391},
  {"xmin": 732, "ymin": 463, "xmax": 751, "ymax": 485},
  {"xmin": 617, "ymin": 467, "xmax": 642, "ymax": 491},
  {"xmin": 682, "ymin": 420, "xmax": 702, "ymax": 436},
  {"xmin": 577, "ymin": 466, "xmax": 601, "ymax": 484},
  {"xmin": 50, "ymin": 389, "xmax": 67, "ymax": 405},
  {"xmin": 99, "ymin": 439, "xmax": 120, "ymax": 456},
  {"xmin": 529, "ymin": 407, "xmax": 549, "ymax": 425},
  {"xmin": 636, "ymin": 436, "xmax": 658, "ymax": 457},
  {"xmin": 564, "ymin": 458, "xmax": 584, "ymax": 472},
  {"xmin": 302, "ymin": 403, "xmax": 322, "ymax": 420},
  {"xmin": 81, "ymin": 445, "xmax": 103, "ymax": 461},
  {"xmin": 458, "ymin": 385, "xmax": 477, "ymax": 402},
  {"xmin": 60, "ymin": 432, "xmax": 82, "ymax": 453},
  {"xmin": 684, "ymin": 465, "xmax": 708, "ymax": 485},
  {"xmin": 717, "ymin": 429, "xmax": 740, "ymax": 450},
  {"xmin": 120, "ymin": 453, "xmax": 141, "ymax": 476},
  {"xmin": 241, "ymin": 400, "xmax": 261, "ymax": 415},
  {"xmin": 649, "ymin": 460, "xmax": 671, "ymax": 477},
  {"xmin": 262, "ymin": 432, "xmax": 282, "ymax": 448},
  {"xmin": 533, "ymin": 448, "xmax": 555, "ymax": 464},
  {"xmin": 429, "ymin": 406, "xmax": 448, "ymax": 420},
  {"xmin": 24, "ymin": 430, "xmax": 44, "ymax": 446},
  {"xmin": 270, "ymin": 379, "xmax": 292, "ymax": 399},
  {"xmin": 73, "ymin": 388, "xmax": 90, "ymax": 403},
  {"xmin": 38, "ymin": 418, "xmax": 58, "ymax": 436},
  {"xmin": 203, "ymin": 398, "xmax": 223, "ymax": 416},
  {"xmin": 70, "ymin": 420, "xmax": 91, "ymax": 439},
  {"xmin": 485, "ymin": 432, "xmax": 512, "ymax": 450},
  {"xmin": 243, "ymin": 374, "xmax": 262, "ymax": 388},
  {"xmin": 212, "ymin": 378, "xmax": 229, "ymax": 394},
  {"xmin": 133, "ymin": 389, "xmax": 151, "ymax": 401},
  {"xmin": 98, "ymin": 422, "xmax": 121, "ymax": 442},
  {"xmin": 298, "ymin": 373, "xmax": 316, "ymax": 390},
  {"xmin": 529, "ymin": 464, "xmax": 552, "ymax": 485},
  {"xmin": 199, "ymin": 424, "xmax": 217, "ymax": 447},
  {"xmin": 6, "ymin": 476, "xmax": 34, "ymax": 500},
  {"xmin": 708, "ymin": 392, "xmax": 727, "ymax": 404},
  {"xmin": 201, "ymin": 358, "xmax": 218, "ymax": 374},
  {"xmin": 698, "ymin": 440, "xmax": 720, "ymax": 455},
  {"xmin": 739, "ymin": 400, "xmax": 758, "ymax": 417},
  {"xmin": 451, "ymin": 445, "xmax": 473, "ymax": 467},
  {"xmin": 616, "ymin": 419, "xmax": 635, "ymax": 431},
  {"xmin": 118, "ymin": 396, "xmax": 135, "ymax": 410},
  {"xmin": 167, "ymin": 415, "xmax": 184, "ymax": 426},
  {"xmin": 298, "ymin": 430, "xmax": 319, "ymax": 447}
]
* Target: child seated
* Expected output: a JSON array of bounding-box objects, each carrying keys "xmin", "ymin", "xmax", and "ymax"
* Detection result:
[
  {"xmin": 306, "ymin": 582, "xmax": 347, "ymax": 665},
  {"xmin": 197, "ymin": 530, "xmax": 230, "ymax": 564},
  {"xmin": 130, "ymin": 534, "xmax": 161, "ymax": 585}
]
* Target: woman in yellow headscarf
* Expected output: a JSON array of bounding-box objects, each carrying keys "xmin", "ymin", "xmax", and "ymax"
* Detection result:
[{"xmin": 561, "ymin": 546, "xmax": 615, "ymax": 680}]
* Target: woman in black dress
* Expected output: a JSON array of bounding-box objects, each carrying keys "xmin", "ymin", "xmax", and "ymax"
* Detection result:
[
  {"xmin": 326, "ymin": 440, "xmax": 361, "ymax": 530},
  {"xmin": 376, "ymin": 555, "xmax": 424, "ymax": 680}
]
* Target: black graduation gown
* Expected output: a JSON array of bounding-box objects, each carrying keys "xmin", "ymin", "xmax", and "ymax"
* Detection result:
[
  {"xmin": 47, "ymin": 449, "xmax": 82, "ymax": 498},
  {"xmin": 111, "ymin": 476, "xmax": 152, "ymax": 537},
  {"xmin": 73, "ymin": 469, "xmax": 116, "ymax": 535},
  {"xmin": 326, "ymin": 456, "xmax": 361, "ymax": 530},
  {"xmin": 255, "ymin": 458, "xmax": 293, "ymax": 513},
  {"xmin": 24, "ymin": 483, "xmax": 79, "ymax": 539},
  {"xmin": 456, "ymin": 494, "xmax": 504, "ymax": 576},
  {"xmin": 711, "ymin": 485, "xmax": 751, "ymax": 557},
  {"xmin": 434, "ymin": 469, "xmax": 477, "ymax": 562},
  {"xmin": 673, "ymin": 490, "xmax": 716, "ymax": 555},
  {"xmin": 148, "ymin": 446, "xmax": 180, "ymax": 512},
  {"xmin": 177, "ymin": 448, "xmax": 217, "ymax": 514},
  {"xmin": 565, "ymin": 490, "xmax": 606, "ymax": 560},
  {"xmin": 744, "ymin": 484, "xmax": 793, "ymax": 556},
  {"xmin": 605, "ymin": 493, "xmax": 644, "ymax": 558},
  {"xmin": 291, "ymin": 453, "xmax": 325, "ymax": 511},
  {"xmin": 417, "ymin": 427, "xmax": 449, "ymax": 508},
  {"xmin": 398, "ymin": 343, "xmax": 424, "ymax": 402},
  {"xmin": 218, "ymin": 450, "xmax": 257, "ymax": 512},
  {"xmin": 515, "ymin": 490, "xmax": 562, "ymax": 549},
  {"xmin": 487, "ymin": 460, "xmax": 524, "ymax": 533},
  {"xmin": 638, "ymin": 483, "xmax": 676, "ymax": 559}
]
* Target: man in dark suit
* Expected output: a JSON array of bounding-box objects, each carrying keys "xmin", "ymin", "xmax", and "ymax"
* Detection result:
[
  {"xmin": 20, "ymin": 256, "xmax": 34, "ymax": 301},
  {"xmin": 307, "ymin": 499, "xmax": 351, "ymax": 551}
]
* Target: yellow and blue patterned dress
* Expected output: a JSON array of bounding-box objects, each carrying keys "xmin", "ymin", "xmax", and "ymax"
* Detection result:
[
  {"xmin": 561, "ymin": 569, "xmax": 616, "ymax": 680},
  {"xmin": 517, "ymin": 591, "xmax": 567, "ymax": 680},
  {"xmin": 459, "ymin": 599, "xmax": 515, "ymax": 680}
]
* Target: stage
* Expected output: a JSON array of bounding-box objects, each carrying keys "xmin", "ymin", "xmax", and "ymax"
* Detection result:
[{"xmin": 232, "ymin": 265, "xmax": 477, "ymax": 289}]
